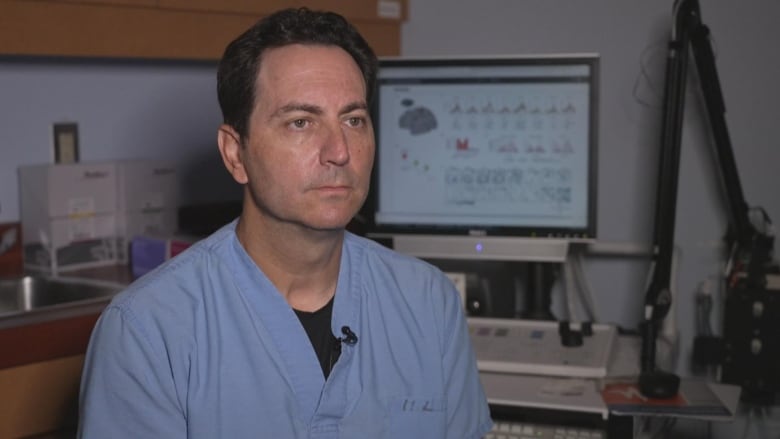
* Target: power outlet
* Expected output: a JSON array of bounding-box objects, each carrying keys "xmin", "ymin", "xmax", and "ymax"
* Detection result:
[{"xmin": 53, "ymin": 122, "xmax": 79, "ymax": 164}]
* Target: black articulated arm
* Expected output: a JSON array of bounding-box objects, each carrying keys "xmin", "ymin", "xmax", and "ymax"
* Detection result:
[
  {"xmin": 685, "ymin": 4, "xmax": 775, "ymax": 284},
  {"xmin": 642, "ymin": 0, "xmax": 778, "ymax": 402},
  {"xmin": 638, "ymin": 0, "xmax": 696, "ymax": 399}
]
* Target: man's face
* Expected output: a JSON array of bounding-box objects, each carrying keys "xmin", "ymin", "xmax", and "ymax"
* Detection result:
[{"xmin": 230, "ymin": 44, "xmax": 375, "ymax": 232}]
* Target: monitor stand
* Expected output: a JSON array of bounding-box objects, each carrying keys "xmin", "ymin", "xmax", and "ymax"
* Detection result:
[
  {"xmin": 389, "ymin": 235, "xmax": 570, "ymax": 262},
  {"xmin": 520, "ymin": 262, "xmax": 557, "ymax": 321}
]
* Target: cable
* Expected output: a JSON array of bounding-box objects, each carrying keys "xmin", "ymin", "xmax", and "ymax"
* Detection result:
[
  {"xmin": 749, "ymin": 206, "xmax": 775, "ymax": 237},
  {"xmin": 632, "ymin": 39, "xmax": 668, "ymax": 110},
  {"xmin": 637, "ymin": 416, "xmax": 678, "ymax": 439},
  {"xmin": 558, "ymin": 247, "xmax": 600, "ymax": 324},
  {"xmin": 740, "ymin": 404, "xmax": 755, "ymax": 439},
  {"xmin": 695, "ymin": 277, "xmax": 715, "ymax": 336},
  {"xmin": 651, "ymin": 245, "xmax": 682, "ymax": 372},
  {"xmin": 572, "ymin": 249, "xmax": 598, "ymax": 321},
  {"xmin": 650, "ymin": 417, "xmax": 677, "ymax": 439},
  {"xmin": 737, "ymin": 402, "xmax": 779, "ymax": 439},
  {"xmin": 561, "ymin": 256, "xmax": 576, "ymax": 322}
]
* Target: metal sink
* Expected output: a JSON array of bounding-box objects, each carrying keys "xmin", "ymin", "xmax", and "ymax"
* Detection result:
[{"xmin": 0, "ymin": 275, "xmax": 121, "ymax": 318}]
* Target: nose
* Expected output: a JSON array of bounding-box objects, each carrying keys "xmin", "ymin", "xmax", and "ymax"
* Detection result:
[{"xmin": 320, "ymin": 122, "xmax": 350, "ymax": 167}]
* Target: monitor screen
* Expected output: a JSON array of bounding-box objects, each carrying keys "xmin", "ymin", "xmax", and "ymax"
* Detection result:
[{"xmin": 362, "ymin": 55, "xmax": 599, "ymax": 261}]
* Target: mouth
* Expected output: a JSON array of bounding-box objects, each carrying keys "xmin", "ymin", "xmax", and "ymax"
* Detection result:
[{"xmin": 313, "ymin": 185, "xmax": 352, "ymax": 196}]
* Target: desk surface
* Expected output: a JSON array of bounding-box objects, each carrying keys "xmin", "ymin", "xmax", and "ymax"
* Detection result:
[
  {"xmin": 479, "ymin": 334, "xmax": 741, "ymax": 423},
  {"xmin": 481, "ymin": 371, "xmax": 610, "ymax": 419}
]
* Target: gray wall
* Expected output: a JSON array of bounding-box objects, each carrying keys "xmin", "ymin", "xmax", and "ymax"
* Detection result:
[{"xmin": 0, "ymin": 0, "xmax": 778, "ymax": 435}]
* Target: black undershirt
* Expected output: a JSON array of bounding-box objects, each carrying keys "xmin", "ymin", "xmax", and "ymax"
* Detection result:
[{"xmin": 293, "ymin": 297, "xmax": 340, "ymax": 379}]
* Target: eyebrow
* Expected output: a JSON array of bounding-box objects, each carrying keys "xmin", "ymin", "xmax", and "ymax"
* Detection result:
[
  {"xmin": 341, "ymin": 101, "xmax": 369, "ymax": 114},
  {"xmin": 271, "ymin": 101, "xmax": 368, "ymax": 119}
]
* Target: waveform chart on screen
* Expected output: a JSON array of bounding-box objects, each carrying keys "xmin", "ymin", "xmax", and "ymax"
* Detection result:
[
  {"xmin": 488, "ymin": 137, "xmax": 519, "ymax": 155},
  {"xmin": 446, "ymin": 96, "xmax": 580, "ymax": 133},
  {"xmin": 443, "ymin": 166, "xmax": 574, "ymax": 213}
]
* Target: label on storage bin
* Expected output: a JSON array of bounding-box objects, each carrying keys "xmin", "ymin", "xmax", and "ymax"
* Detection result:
[{"xmin": 68, "ymin": 197, "xmax": 96, "ymax": 218}]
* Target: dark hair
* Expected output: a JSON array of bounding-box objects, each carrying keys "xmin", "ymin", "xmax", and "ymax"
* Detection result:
[{"xmin": 216, "ymin": 8, "xmax": 378, "ymax": 140}]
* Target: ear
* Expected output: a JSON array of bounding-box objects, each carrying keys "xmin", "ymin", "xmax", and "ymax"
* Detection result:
[{"xmin": 217, "ymin": 124, "xmax": 249, "ymax": 185}]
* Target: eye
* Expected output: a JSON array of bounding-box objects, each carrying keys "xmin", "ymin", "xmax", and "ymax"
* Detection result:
[
  {"xmin": 290, "ymin": 119, "xmax": 309, "ymax": 129},
  {"xmin": 346, "ymin": 116, "xmax": 366, "ymax": 128}
]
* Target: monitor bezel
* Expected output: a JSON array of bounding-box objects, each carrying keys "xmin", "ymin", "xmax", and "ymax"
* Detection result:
[{"xmin": 361, "ymin": 54, "xmax": 599, "ymax": 243}]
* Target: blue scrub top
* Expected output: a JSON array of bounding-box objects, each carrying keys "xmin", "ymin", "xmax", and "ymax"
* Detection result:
[{"xmin": 79, "ymin": 221, "xmax": 493, "ymax": 438}]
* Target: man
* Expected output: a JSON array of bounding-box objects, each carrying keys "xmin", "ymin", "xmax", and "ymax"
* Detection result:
[{"xmin": 79, "ymin": 8, "xmax": 492, "ymax": 438}]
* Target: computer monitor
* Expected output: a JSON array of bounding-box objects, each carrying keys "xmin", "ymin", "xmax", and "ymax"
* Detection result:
[{"xmin": 362, "ymin": 55, "xmax": 599, "ymax": 262}]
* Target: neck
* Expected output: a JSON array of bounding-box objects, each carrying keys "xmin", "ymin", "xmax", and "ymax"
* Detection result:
[{"xmin": 235, "ymin": 211, "xmax": 345, "ymax": 312}]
